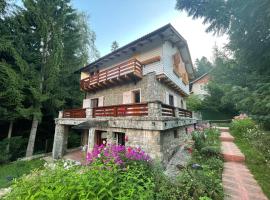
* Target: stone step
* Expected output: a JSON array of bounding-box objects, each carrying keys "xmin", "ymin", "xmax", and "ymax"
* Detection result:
[
  {"xmin": 220, "ymin": 132, "xmax": 235, "ymax": 142},
  {"xmin": 223, "ymin": 162, "xmax": 268, "ymax": 200},
  {"xmin": 221, "ymin": 141, "xmax": 245, "ymax": 162},
  {"xmin": 216, "ymin": 126, "xmax": 230, "ymax": 132}
]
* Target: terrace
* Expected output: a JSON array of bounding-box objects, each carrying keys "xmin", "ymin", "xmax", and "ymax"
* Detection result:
[{"xmin": 61, "ymin": 101, "xmax": 192, "ymax": 119}]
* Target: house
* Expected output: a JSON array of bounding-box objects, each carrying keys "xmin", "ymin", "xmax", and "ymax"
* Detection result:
[
  {"xmin": 190, "ymin": 73, "xmax": 210, "ymax": 99},
  {"xmin": 52, "ymin": 24, "xmax": 197, "ymax": 165}
]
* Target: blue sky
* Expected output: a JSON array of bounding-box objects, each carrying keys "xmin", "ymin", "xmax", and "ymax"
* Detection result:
[{"xmin": 72, "ymin": 0, "xmax": 227, "ymax": 63}]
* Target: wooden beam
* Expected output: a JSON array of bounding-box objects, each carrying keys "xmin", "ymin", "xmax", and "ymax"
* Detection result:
[{"xmin": 141, "ymin": 56, "xmax": 161, "ymax": 65}]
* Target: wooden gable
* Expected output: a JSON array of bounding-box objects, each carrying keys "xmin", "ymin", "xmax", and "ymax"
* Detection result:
[{"xmin": 173, "ymin": 52, "xmax": 189, "ymax": 85}]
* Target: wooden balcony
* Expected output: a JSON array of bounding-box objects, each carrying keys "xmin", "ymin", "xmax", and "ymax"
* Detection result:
[
  {"xmin": 61, "ymin": 102, "xmax": 192, "ymax": 119},
  {"xmin": 93, "ymin": 103, "xmax": 148, "ymax": 118},
  {"xmin": 63, "ymin": 108, "xmax": 86, "ymax": 118},
  {"xmin": 80, "ymin": 58, "xmax": 143, "ymax": 92}
]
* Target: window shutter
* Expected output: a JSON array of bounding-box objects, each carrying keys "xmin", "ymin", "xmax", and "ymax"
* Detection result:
[
  {"xmin": 123, "ymin": 91, "xmax": 132, "ymax": 104},
  {"xmin": 98, "ymin": 96, "xmax": 104, "ymax": 107},
  {"xmin": 82, "ymin": 99, "xmax": 91, "ymax": 108}
]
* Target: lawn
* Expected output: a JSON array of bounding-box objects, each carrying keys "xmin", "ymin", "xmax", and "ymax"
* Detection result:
[
  {"xmin": 0, "ymin": 159, "xmax": 45, "ymax": 188},
  {"xmin": 231, "ymin": 133, "xmax": 270, "ymax": 199},
  {"xmin": 230, "ymin": 119, "xmax": 270, "ymax": 199}
]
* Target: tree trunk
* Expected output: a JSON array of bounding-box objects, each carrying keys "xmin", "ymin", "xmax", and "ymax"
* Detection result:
[
  {"xmin": 6, "ymin": 121, "xmax": 14, "ymax": 152},
  {"xmin": 26, "ymin": 116, "xmax": 39, "ymax": 157}
]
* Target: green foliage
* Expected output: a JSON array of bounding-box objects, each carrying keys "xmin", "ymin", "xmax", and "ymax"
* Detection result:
[
  {"xmin": 175, "ymin": 0, "xmax": 270, "ymax": 127},
  {"xmin": 111, "ymin": 41, "xmax": 119, "ymax": 52},
  {"xmin": 186, "ymin": 94, "xmax": 203, "ymax": 111},
  {"xmin": 0, "ymin": 136, "xmax": 27, "ymax": 164},
  {"xmin": 230, "ymin": 118, "xmax": 256, "ymax": 135},
  {"xmin": 200, "ymin": 146, "xmax": 220, "ymax": 157},
  {"xmin": 0, "ymin": 159, "xmax": 44, "ymax": 188},
  {"xmin": 5, "ymin": 161, "xmax": 154, "ymax": 200},
  {"xmin": 230, "ymin": 123, "xmax": 270, "ymax": 198},
  {"xmin": 194, "ymin": 56, "xmax": 213, "ymax": 78}
]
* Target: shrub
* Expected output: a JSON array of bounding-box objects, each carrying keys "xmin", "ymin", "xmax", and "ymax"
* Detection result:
[
  {"xmin": 201, "ymin": 146, "xmax": 220, "ymax": 157},
  {"xmin": 0, "ymin": 136, "xmax": 27, "ymax": 164},
  {"xmin": 230, "ymin": 118, "xmax": 256, "ymax": 135},
  {"xmin": 192, "ymin": 131, "xmax": 206, "ymax": 151},
  {"xmin": 5, "ymin": 145, "xmax": 154, "ymax": 200}
]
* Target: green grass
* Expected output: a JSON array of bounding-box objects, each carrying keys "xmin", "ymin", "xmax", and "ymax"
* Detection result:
[
  {"xmin": 231, "ymin": 130, "xmax": 270, "ymax": 199},
  {"xmin": 0, "ymin": 159, "xmax": 45, "ymax": 188}
]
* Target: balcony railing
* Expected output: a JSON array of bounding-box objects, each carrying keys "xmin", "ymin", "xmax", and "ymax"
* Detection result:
[
  {"xmin": 80, "ymin": 58, "xmax": 142, "ymax": 91},
  {"xmin": 63, "ymin": 108, "xmax": 86, "ymax": 118},
  {"xmin": 93, "ymin": 103, "xmax": 148, "ymax": 118},
  {"xmin": 61, "ymin": 102, "xmax": 192, "ymax": 119}
]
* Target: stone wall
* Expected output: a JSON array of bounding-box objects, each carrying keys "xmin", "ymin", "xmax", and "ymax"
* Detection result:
[
  {"xmin": 85, "ymin": 72, "xmax": 186, "ymax": 107},
  {"xmin": 160, "ymin": 126, "xmax": 191, "ymax": 165}
]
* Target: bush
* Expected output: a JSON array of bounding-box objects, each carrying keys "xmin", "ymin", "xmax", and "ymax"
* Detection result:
[
  {"xmin": 5, "ymin": 145, "xmax": 154, "ymax": 200},
  {"xmin": 230, "ymin": 118, "xmax": 256, "ymax": 135},
  {"xmin": 200, "ymin": 146, "xmax": 220, "ymax": 157},
  {"xmin": 0, "ymin": 136, "xmax": 27, "ymax": 164}
]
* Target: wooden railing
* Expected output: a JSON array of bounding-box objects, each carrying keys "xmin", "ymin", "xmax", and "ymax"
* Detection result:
[
  {"xmin": 161, "ymin": 104, "xmax": 175, "ymax": 117},
  {"xmin": 178, "ymin": 108, "xmax": 192, "ymax": 118},
  {"xmin": 80, "ymin": 58, "xmax": 142, "ymax": 91},
  {"xmin": 63, "ymin": 108, "xmax": 86, "ymax": 118},
  {"xmin": 161, "ymin": 104, "xmax": 192, "ymax": 118},
  {"xmin": 93, "ymin": 103, "xmax": 148, "ymax": 118}
]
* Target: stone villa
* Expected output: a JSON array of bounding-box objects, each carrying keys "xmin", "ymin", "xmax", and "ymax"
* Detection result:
[{"xmin": 52, "ymin": 24, "xmax": 197, "ymax": 165}]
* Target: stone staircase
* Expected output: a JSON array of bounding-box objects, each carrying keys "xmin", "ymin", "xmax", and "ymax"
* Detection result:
[{"xmin": 217, "ymin": 127, "xmax": 268, "ymax": 200}]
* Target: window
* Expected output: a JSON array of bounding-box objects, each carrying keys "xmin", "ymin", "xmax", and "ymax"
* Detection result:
[
  {"xmin": 114, "ymin": 132, "xmax": 125, "ymax": 145},
  {"xmin": 91, "ymin": 98, "xmax": 99, "ymax": 108},
  {"xmin": 169, "ymin": 94, "xmax": 174, "ymax": 106},
  {"xmin": 174, "ymin": 130, "xmax": 179, "ymax": 138},
  {"xmin": 132, "ymin": 90, "xmax": 141, "ymax": 103}
]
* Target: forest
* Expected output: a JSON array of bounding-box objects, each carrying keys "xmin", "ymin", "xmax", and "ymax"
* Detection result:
[{"xmin": 0, "ymin": 0, "xmax": 99, "ymax": 162}]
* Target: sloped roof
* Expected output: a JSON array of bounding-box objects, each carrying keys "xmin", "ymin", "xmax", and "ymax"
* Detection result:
[
  {"xmin": 78, "ymin": 24, "xmax": 195, "ymax": 78},
  {"xmin": 190, "ymin": 72, "xmax": 209, "ymax": 84}
]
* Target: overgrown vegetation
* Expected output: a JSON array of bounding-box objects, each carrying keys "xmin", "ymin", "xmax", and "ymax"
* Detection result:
[
  {"xmin": 230, "ymin": 117, "xmax": 270, "ymax": 198},
  {"xmin": 4, "ymin": 128, "xmax": 223, "ymax": 200},
  {"xmin": 0, "ymin": 159, "xmax": 44, "ymax": 188},
  {"xmin": 0, "ymin": 136, "xmax": 27, "ymax": 164},
  {"xmin": 176, "ymin": 0, "xmax": 270, "ymax": 128}
]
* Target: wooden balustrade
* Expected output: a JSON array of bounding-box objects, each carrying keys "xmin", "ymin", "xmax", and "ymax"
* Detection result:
[
  {"xmin": 80, "ymin": 58, "xmax": 142, "ymax": 91},
  {"xmin": 178, "ymin": 108, "xmax": 192, "ymax": 118},
  {"xmin": 62, "ymin": 103, "xmax": 192, "ymax": 119},
  {"xmin": 63, "ymin": 108, "xmax": 86, "ymax": 118},
  {"xmin": 161, "ymin": 104, "xmax": 175, "ymax": 117},
  {"xmin": 93, "ymin": 103, "xmax": 148, "ymax": 118}
]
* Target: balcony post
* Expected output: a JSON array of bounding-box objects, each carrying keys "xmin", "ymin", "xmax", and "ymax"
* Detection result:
[
  {"xmin": 148, "ymin": 101, "xmax": 162, "ymax": 118},
  {"xmin": 174, "ymin": 107, "xmax": 179, "ymax": 118},
  {"xmin": 86, "ymin": 108, "xmax": 93, "ymax": 118}
]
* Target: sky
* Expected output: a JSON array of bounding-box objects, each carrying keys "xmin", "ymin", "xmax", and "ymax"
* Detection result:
[{"xmin": 72, "ymin": 0, "xmax": 228, "ymax": 63}]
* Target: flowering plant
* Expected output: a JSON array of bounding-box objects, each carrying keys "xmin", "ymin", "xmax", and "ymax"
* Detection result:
[
  {"xmin": 86, "ymin": 144, "xmax": 151, "ymax": 165},
  {"xmin": 233, "ymin": 113, "xmax": 249, "ymax": 120}
]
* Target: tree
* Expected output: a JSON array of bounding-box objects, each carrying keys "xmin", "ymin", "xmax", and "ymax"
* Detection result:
[
  {"xmin": 13, "ymin": 0, "xmax": 99, "ymax": 156},
  {"xmin": 0, "ymin": 0, "xmax": 29, "ymax": 151},
  {"xmin": 194, "ymin": 56, "xmax": 213, "ymax": 78},
  {"xmin": 186, "ymin": 94, "xmax": 203, "ymax": 111},
  {"xmin": 176, "ymin": 0, "xmax": 270, "ymax": 127},
  {"xmin": 111, "ymin": 41, "xmax": 119, "ymax": 52}
]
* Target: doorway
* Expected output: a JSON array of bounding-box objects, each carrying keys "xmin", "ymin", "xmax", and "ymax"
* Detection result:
[{"xmin": 96, "ymin": 130, "xmax": 107, "ymax": 145}]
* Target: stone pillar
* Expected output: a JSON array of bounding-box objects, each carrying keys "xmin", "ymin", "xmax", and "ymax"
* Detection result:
[
  {"xmin": 148, "ymin": 101, "xmax": 162, "ymax": 117},
  {"xmin": 58, "ymin": 111, "xmax": 63, "ymax": 118},
  {"xmin": 87, "ymin": 128, "xmax": 95, "ymax": 152},
  {"xmin": 52, "ymin": 124, "xmax": 68, "ymax": 159},
  {"xmin": 86, "ymin": 108, "xmax": 93, "ymax": 118},
  {"xmin": 174, "ymin": 107, "xmax": 179, "ymax": 118},
  {"xmin": 106, "ymin": 130, "xmax": 115, "ymax": 144}
]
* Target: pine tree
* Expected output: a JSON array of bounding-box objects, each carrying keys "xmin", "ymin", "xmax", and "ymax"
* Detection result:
[{"xmin": 111, "ymin": 41, "xmax": 119, "ymax": 52}]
